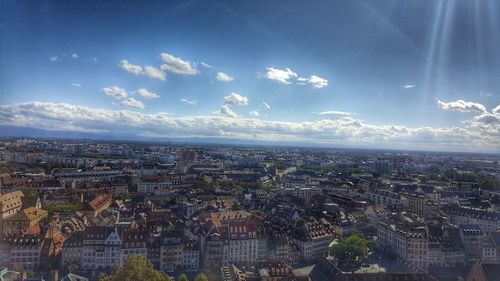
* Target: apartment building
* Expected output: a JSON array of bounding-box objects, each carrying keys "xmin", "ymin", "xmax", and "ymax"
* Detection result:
[
  {"xmin": 377, "ymin": 219, "xmax": 429, "ymax": 270},
  {"xmin": 442, "ymin": 206, "xmax": 500, "ymax": 233},
  {"xmin": 294, "ymin": 218, "xmax": 335, "ymax": 262}
]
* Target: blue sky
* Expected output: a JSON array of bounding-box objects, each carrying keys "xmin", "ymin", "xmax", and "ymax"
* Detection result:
[{"xmin": 1, "ymin": 0, "xmax": 499, "ymax": 151}]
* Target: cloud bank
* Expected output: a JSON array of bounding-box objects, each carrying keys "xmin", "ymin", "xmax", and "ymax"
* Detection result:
[
  {"xmin": 0, "ymin": 102, "xmax": 498, "ymax": 151},
  {"xmin": 437, "ymin": 99, "xmax": 487, "ymax": 113}
]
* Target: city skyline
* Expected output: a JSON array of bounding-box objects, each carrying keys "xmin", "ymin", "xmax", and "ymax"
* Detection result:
[{"xmin": 1, "ymin": 0, "xmax": 500, "ymax": 152}]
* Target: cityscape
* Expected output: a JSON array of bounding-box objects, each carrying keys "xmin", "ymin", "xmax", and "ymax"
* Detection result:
[{"xmin": 1, "ymin": 1, "xmax": 500, "ymax": 281}]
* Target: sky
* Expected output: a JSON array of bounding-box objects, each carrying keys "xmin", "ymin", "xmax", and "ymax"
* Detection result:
[{"xmin": 0, "ymin": 0, "xmax": 499, "ymax": 152}]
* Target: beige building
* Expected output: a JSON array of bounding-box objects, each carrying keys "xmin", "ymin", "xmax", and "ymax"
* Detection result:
[
  {"xmin": 0, "ymin": 191, "xmax": 24, "ymax": 219},
  {"xmin": 2, "ymin": 207, "xmax": 48, "ymax": 234}
]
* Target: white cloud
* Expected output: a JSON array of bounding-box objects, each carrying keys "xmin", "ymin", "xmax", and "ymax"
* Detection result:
[
  {"xmin": 214, "ymin": 105, "xmax": 238, "ymax": 118},
  {"xmin": 89, "ymin": 57, "xmax": 98, "ymax": 62},
  {"xmin": 119, "ymin": 60, "xmax": 143, "ymax": 75},
  {"xmin": 180, "ymin": 98, "xmax": 198, "ymax": 105},
  {"xmin": 492, "ymin": 105, "xmax": 500, "ymax": 115},
  {"xmin": 71, "ymin": 83, "xmax": 82, "ymax": 88},
  {"xmin": 249, "ymin": 110, "xmax": 260, "ymax": 117},
  {"xmin": 200, "ymin": 62, "xmax": 212, "ymax": 68},
  {"xmin": 224, "ymin": 92, "xmax": 249, "ymax": 106},
  {"xmin": 437, "ymin": 99, "xmax": 487, "ymax": 113},
  {"xmin": 265, "ymin": 67, "xmax": 327, "ymax": 88},
  {"xmin": 403, "ymin": 84, "xmax": 416, "ymax": 89},
  {"xmin": 262, "ymin": 102, "xmax": 271, "ymax": 110},
  {"xmin": 1, "ymin": 102, "xmax": 499, "ymax": 151},
  {"xmin": 160, "ymin": 53, "xmax": 197, "ymax": 75},
  {"xmin": 317, "ymin": 110, "xmax": 354, "ymax": 116},
  {"xmin": 216, "ymin": 72, "xmax": 234, "ymax": 82},
  {"xmin": 306, "ymin": 75, "xmax": 328, "ymax": 88},
  {"xmin": 143, "ymin": 66, "xmax": 166, "ymax": 81},
  {"xmin": 102, "ymin": 86, "xmax": 128, "ymax": 99},
  {"xmin": 265, "ymin": 67, "xmax": 297, "ymax": 84},
  {"xmin": 136, "ymin": 88, "xmax": 160, "ymax": 99},
  {"xmin": 121, "ymin": 98, "xmax": 145, "ymax": 109},
  {"xmin": 119, "ymin": 60, "xmax": 166, "ymax": 81},
  {"xmin": 71, "ymin": 53, "xmax": 79, "ymax": 59},
  {"xmin": 49, "ymin": 56, "xmax": 59, "ymax": 62}
]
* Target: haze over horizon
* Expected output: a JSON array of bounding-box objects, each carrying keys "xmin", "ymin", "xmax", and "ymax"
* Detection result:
[{"xmin": 1, "ymin": 0, "xmax": 500, "ymax": 152}]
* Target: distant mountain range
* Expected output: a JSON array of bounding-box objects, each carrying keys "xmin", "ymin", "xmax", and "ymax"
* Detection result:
[
  {"xmin": 0, "ymin": 125, "xmax": 497, "ymax": 154},
  {"xmin": 0, "ymin": 125, "xmax": 313, "ymax": 147}
]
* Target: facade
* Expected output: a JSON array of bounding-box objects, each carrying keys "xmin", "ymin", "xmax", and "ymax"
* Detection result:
[
  {"xmin": 294, "ymin": 218, "xmax": 335, "ymax": 262},
  {"xmin": 0, "ymin": 191, "xmax": 24, "ymax": 219},
  {"xmin": 62, "ymin": 226, "xmax": 122, "ymax": 271},
  {"xmin": 2, "ymin": 207, "xmax": 48, "ymax": 234},
  {"xmin": 81, "ymin": 194, "xmax": 112, "ymax": 218},
  {"xmin": 159, "ymin": 229, "xmax": 183, "ymax": 272},
  {"xmin": 121, "ymin": 230, "xmax": 148, "ymax": 262},
  {"xmin": 377, "ymin": 219, "xmax": 429, "ymax": 270},
  {"xmin": 0, "ymin": 233, "xmax": 44, "ymax": 272},
  {"xmin": 442, "ymin": 206, "xmax": 500, "ymax": 233}
]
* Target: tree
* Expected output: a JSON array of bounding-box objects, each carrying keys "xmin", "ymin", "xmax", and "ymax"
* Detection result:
[
  {"xmin": 178, "ymin": 273, "xmax": 189, "ymax": 281},
  {"xmin": 332, "ymin": 232, "xmax": 374, "ymax": 270},
  {"xmin": 101, "ymin": 255, "xmax": 173, "ymax": 281},
  {"xmin": 194, "ymin": 272, "xmax": 208, "ymax": 281}
]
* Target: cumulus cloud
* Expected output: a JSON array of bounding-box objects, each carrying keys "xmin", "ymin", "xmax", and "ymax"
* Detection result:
[
  {"xmin": 119, "ymin": 60, "xmax": 166, "ymax": 81},
  {"xmin": 265, "ymin": 67, "xmax": 297, "ymax": 84},
  {"xmin": 143, "ymin": 66, "xmax": 166, "ymax": 81},
  {"xmin": 71, "ymin": 53, "xmax": 79, "ymax": 59},
  {"xmin": 216, "ymin": 72, "xmax": 234, "ymax": 82},
  {"xmin": 136, "ymin": 88, "xmax": 160, "ymax": 99},
  {"xmin": 101, "ymin": 86, "xmax": 128, "ymax": 99},
  {"xmin": 214, "ymin": 105, "xmax": 238, "ymax": 118},
  {"xmin": 303, "ymin": 75, "xmax": 328, "ymax": 88},
  {"xmin": 265, "ymin": 67, "xmax": 327, "ymax": 88},
  {"xmin": 71, "ymin": 83, "xmax": 82, "ymax": 88},
  {"xmin": 249, "ymin": 110, "xmax": 260, "ymax": 117},
  {"xmin": 121, "ymin": 98, "xmax": 145, "ymax": 109},
  {"xmin": 492, "ymin": 105, "xmax": 500, "ymax": 115},
  {"xmin": 0, "ymin": 102, "xmax": 498, "ymax": 151},
  {"xmin": 224, "ymin": 92, "xmax": 249, "ymax": 106},
  {"xmin": 119, "ymin": 60, "xmax": 143, "ymax": 75},
  {"xmin": 180, "ymin": 98, "xmax": 198, "ymax": 105},
  {"xmin": 317, "ymin": 110, "xmax": 354, "ymax": 116},
  {"xmin": 160, "ymin": 53, "xmax": 197, "ymax": 75},
  {"xmin": 49, "ymin": 56, "xmax": 59, "ymax": 62},
  {"xmin": 437, "ymin": 99, "xmax": 487, "ymax": 113}
]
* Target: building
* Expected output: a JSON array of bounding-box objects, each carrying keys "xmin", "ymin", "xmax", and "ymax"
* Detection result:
[
  {"xmin": 81, "ymin": 194, "xmax": 112, "ymax": 218},
  {"xmin": 460, "ymin": 224, "xmax": 483, "ymax": 261},
  {"xmin": 0, "ymin": 233, "xmax": 44, "ymax": 272},
  {"xmin": 442, "ymin": 206, "xmax": 500, "ymax": 233},
  {"xmin": 61, "ymin": 226, "xmax": 122, "ymax": 271},
  {"xmin": 121, "ymin": 230, "xmax": 148, "ymax": 263},
  {"xmin": 0, "ymin": 191, "xmax": 24, "ymax": 219},
  {"xmin": 2, "ymin": 207, "xmax": 48, "ymax": 234},
  {"xmin": 294, "ymin": 218, "xmax": 335, "ymax": 262},
  {"xmin": 159, "ymin": 229, "xmax": 183, "ymax": 272},
  {"xmin": 377, "ymin": 218, "xmax": 429, "ymax": 270}
]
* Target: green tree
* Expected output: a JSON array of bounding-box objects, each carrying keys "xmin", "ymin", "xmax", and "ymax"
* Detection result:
[
  {"xmin": 178, "ymin": 273, "xmax": 189, "ymax": 281},
  {"xmin": 194, "ymin": 272, "xmax": 208, "ymax": 281},
  {"xmin": 332, "ymin": 232, "xmax": 374, "ymax": 270},
  {"xmin": 101, "ymin": 255, "xmax": 173, "ymax": 281}
]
